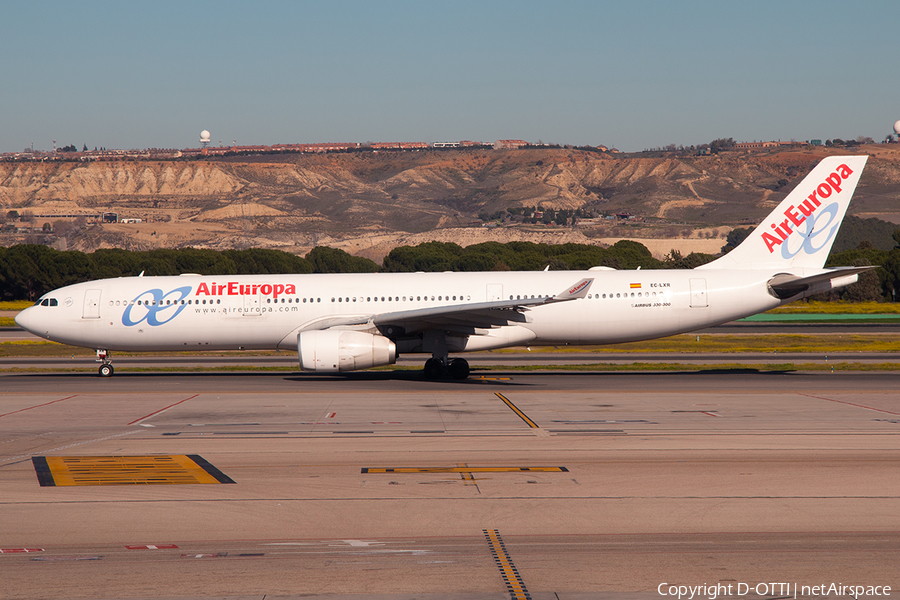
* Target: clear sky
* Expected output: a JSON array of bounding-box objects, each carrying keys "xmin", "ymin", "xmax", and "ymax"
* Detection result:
[{"xmin": 2, "ymin": 0, "xmax": 898, "ymax": 153}]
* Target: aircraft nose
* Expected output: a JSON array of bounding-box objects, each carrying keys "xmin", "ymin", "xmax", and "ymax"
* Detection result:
[{"xmin": 14, "ymin": 306, "xmax": 45, "ymax": 336}]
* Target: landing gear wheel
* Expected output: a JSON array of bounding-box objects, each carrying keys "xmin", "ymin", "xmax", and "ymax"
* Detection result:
[
  {"xmin": 447, "ymin": 358, "xmax": 470, "ymax": 380},
  {"xmin": 98, "ymin": 363, "xmax": 114, "ymax": 377},
  {"xmin": 423, "ymin": 358, "xmax": 444, "ymax": 380}
]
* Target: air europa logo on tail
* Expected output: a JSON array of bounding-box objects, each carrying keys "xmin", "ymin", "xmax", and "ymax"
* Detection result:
[{"xmin": 761, "ymin": 163, "xmax": 854, "ymax": 254}]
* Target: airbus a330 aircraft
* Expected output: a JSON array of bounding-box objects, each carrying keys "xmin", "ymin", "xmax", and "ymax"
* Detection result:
[{"xmin": 17, "ymin": 155, "xmax": 871, "ymax": 379}]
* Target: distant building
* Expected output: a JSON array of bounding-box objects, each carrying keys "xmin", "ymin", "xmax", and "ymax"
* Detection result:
[
  {"xmin": 494, "ymin": 139, "xmax": 529, "ymax": 150},
  {"xmin": 735, "ymin": 140, "xmax": 806, "ymax": 151},
  {"xmin": 734, "ymin": 141, "xmax": 779, "ymax": 151},
  {"xmin": 370, "ymin": 142, "xmax": 428, "ymax": 150}
]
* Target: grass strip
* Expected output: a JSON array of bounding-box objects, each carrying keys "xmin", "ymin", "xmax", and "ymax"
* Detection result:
[
  {"xmin": 0, "ymin": 301, "xmax": 33, "ymax": 311},
  {"xmin": 764, "ymin": 301, "xmax": 900, "ymax": 314}
]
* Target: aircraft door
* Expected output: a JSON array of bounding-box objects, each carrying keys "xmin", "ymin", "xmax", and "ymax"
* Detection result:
[
  {"xmin": 83, "ymin": 289, "xmax": 102, "ymax": 319},
  {"xmin": 689, "ymin": 278, "xmax": 708, "ymax": 308},
  {"xmin": 486, "ymin": 284, "xmax": 503, "ymax": 302}
]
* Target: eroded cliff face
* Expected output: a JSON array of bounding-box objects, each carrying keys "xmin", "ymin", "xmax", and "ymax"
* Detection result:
[
  {"xmin": 0, "ymin": 162, "xmax": 242, "ymax": 204},
  {"xmin": 2, "ymin": 146, "xmax": 897, "ymax": 256}
]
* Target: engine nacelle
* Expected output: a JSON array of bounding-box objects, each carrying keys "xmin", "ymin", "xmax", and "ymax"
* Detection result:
[{"xmin": 298, "ymin": 330, "xmax": 397, "ymax": 372}]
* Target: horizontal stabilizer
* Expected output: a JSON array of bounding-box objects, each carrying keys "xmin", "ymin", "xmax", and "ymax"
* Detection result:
[{"xmin": 767, "ymin": 266, "xmax": 877, "ymax": 299}]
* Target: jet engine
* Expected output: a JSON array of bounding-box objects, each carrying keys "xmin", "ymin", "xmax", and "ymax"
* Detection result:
[{"xmin": 298, "ymin": 330, "xmax": 397, "ymax": 372}]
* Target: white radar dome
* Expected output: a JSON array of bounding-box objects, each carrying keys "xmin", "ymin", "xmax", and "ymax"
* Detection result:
[
  {"xmin": 894, "ymin": 120, "xmax": 900, "ymax": 135},
  {"xmin": 200, "ymin": 130, "xmax": 211, "ymax": 141}
]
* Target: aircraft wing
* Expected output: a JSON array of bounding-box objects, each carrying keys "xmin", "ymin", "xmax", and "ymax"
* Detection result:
[{"xmin": 297, "ymin": 277, "xmax": 593, "ymax": 334}]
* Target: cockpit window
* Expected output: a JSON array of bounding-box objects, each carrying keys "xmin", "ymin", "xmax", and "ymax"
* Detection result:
[{"xmin": 37, "ymin": 298, "xmax": 58, "ymax": 307}]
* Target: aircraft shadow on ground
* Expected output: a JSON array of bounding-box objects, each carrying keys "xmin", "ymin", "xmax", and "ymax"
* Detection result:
[{"xmin": 9, "ymin": 366, "xmax": 800, "ymax": 384}]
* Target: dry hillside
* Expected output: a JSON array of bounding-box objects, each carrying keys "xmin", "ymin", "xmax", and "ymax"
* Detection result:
[{"xmin": 2, "ymin": 145, "xmax": 899, "ymax": 260}]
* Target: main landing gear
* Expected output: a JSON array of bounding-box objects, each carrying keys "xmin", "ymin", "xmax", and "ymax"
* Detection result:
[
  {"xmin": 96, "ymin": 349, "xmax": 114, "ymax": 377},
  {"xmin": 423, "ymin": 357, "xmax": 470, "ymax": 380}
]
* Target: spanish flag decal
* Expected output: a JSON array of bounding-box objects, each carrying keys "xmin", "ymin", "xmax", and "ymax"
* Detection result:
[{"xmin": 630, "ymin": 283, "xmax": 641, "ymax": 289}]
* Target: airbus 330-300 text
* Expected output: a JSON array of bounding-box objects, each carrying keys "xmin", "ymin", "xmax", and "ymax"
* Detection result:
[{"xmin": 16, "ymin": 156, "xmax": 871, "ymax": 379}]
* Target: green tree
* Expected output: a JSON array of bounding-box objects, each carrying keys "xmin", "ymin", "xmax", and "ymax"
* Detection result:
[
  {"xmin": 383, "ymin": 242, "xmax": 463, "ymax": 272},
  {"xmin": 841, "ymin": 258, "xmax": 884, "ymax": 302},
  {"xmin": 306, "ymin": 246, "xmax": 378, "ymax": 273},
  {"xmin": 722, "ymin": 227, "xmax": 753, "ymax": 253}
]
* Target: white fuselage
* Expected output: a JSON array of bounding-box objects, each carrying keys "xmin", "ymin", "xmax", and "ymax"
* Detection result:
[{"xmin": 16, "ymin": 269, "xmax": 783, "ymax": 354}]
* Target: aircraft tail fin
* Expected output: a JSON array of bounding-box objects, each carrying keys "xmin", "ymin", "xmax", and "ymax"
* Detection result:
[{"xmin": 697, "ymin": 155, "xmax": 868, "ymax": 271}]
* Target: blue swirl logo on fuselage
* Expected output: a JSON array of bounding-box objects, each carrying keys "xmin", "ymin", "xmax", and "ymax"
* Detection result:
[{"xmin": 122, "ymin": 286, "xmax": 192, "ymax": 327}]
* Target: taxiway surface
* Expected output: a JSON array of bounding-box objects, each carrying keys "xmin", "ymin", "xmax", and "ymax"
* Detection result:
[{"xmin": 0, "ymin": 370, "xmax": 897, "ymax": 599}]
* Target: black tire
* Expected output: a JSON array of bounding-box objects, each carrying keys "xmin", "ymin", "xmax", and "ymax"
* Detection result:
[
  {"xmin": 448, "ymin": 358, "xmax": 470, "ymax": 380},
  {"xmin": 423, "ymin": 358, "xmax": 444, "ymax": 379},
  {"xmin": 98, "ymin": 364, "xmax": 114, "ymax": 377}
]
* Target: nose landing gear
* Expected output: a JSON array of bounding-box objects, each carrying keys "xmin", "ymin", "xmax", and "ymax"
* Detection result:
[{"xmin": 96, "ymin": 349, "xmax": 114, "ymax": 377}]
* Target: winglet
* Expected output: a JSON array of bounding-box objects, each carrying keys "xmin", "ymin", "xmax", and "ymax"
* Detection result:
[{"xmin": 554, "ymin": 278, "xmax": 593, "ymax": 301}]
